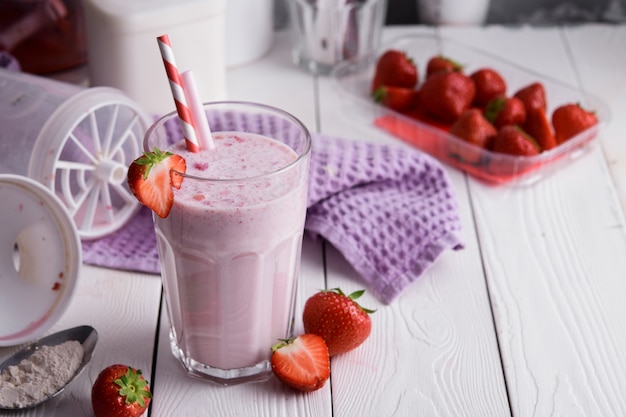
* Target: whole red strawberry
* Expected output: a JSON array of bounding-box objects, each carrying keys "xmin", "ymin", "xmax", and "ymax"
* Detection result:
[
  {"xmin": 484, "ymin": 96, "xmax": 527, "ymax": 128},
  {"xmin": 552, "ymin": 103, "xmax": 599, "ymax": 144},
  {"xmin": 524, "ymin": 108, "xmax": 557, "ymax": 151},
  {"xmin": 449, "ymin": 109, "xmax": 497, "ymax": 164},
  {"xmin": 401, "ymin": 89, "xmax": 453, "ymax": 132},
  {"xmin": 271, "ymin": 334, "xmax": 330, "ymax": 392},
  {"xmin": 303, "ymin": 288, "xmax": 374, "ymax": 357},
  {"xmin": 450, "ymin": 108, "xmax": 497, "ymax": 149},
  {"xmin": 92, "ymin": 364, "xmax": 152, "ymax": 417},
  {"xmin": 490, "ymin": 125, "xmax": 540, "ymax": 157},
  {"xmin": 372, "ymin": 85, "xmax": 417, "ymax": 111},
  {"xmin": 127, "ymin": 148, "xmax": 186, "ymax": 218},
  {"xmin": 426, "ymin": 55, "xmax": 463, "ymax": 77},
  {"xmin": 470, "ymin": 68, "xmax": 507, "ymax": 107},
  {"xmin": 513, "ymin": 82, "xmax": 547, "ymax": 112},
  {"xmin": 419, "ymin": 70, "xmax": 476, "ymax": 124},
  {"xmin": 371, "ymin": 49, "xmax": 418, "ymax": 92}
]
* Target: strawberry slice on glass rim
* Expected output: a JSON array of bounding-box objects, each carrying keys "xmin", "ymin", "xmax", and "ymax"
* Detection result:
[{"xmin": 127, "ymin": 148, "xmax": 186, "ymax": 218}]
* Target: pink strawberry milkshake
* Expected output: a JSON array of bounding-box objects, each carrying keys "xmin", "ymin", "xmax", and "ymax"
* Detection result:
[{"xmin": 152, "ymin": 128, "xmax": 310, "ymax": 382}]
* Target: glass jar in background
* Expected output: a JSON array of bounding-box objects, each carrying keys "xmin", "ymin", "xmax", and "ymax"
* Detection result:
[{"xmin": 0, "ymin": 0, "xmax": 87, "ymax": 74}]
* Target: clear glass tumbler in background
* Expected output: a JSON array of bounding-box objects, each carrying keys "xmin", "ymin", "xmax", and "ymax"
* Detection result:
[
  {"xmin": 144, "ymin": 101, "xmax": 312, "ymax": 384},
  {"xmin": 289, "ymin": 0, "xmax": 388, "ymax": 75}
]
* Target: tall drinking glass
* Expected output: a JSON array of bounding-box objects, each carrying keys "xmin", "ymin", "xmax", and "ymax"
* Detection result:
[{"xmin": 144, "ymin": 101, "xmax": 311, "ymax": 384}]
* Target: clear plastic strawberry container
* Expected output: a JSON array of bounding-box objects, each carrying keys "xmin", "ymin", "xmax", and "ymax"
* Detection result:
[{"xmin": 331, "ymin": 34, "xmax": 609, "ymax": 186}]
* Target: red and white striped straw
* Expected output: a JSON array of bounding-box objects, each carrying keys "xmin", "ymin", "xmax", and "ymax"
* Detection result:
[{"xmin": 157, "ymin": 34, "xmax": 200, "ymax": 153}]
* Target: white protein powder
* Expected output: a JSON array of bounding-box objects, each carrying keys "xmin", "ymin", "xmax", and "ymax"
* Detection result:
[{"xmin": 0, "ymin": 340, "xmax": 84, "ymax": 408}]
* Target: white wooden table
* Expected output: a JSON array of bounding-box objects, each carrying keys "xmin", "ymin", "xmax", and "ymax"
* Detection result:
[{"xmin": 2, "ymin": 24, "xmax": 626, "ymax": 417}]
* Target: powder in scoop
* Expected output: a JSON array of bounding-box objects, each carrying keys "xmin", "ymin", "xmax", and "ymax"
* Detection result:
[{"xmin": 0, "ymin": 340, "xmax": 84, "ymax": 408}]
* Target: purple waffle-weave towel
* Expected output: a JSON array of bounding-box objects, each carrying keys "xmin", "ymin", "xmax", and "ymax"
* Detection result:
[
  {"xmin": 305, "ymin": 135, "xmax": 463, "ymax": 303},
  {"xmin": 83, "ymin": 130, "xmax": 464, "ymax": 304}
]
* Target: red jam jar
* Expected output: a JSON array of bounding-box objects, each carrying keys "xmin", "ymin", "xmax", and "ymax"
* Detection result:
[{"xmin": 0, "ymin": 0, "xmax": 87, "ymax": 74}]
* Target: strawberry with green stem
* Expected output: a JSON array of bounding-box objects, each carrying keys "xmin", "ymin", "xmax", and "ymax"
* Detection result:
[
  {"xmin": 303, "ymin": 288, "xmax": 375, "ymax": 357},
  {"xmin": 419, "ymin": 70, "xmax": 476, "ymax": 124},
  {"xmin": 127, "ymin": 148, "xmax": 186, "ymax": 218},
  {"xmin": 448, "ymin": 109, "xmax": 498, "ymax": 164},
  {"xmin": 92, "ymin": 364, "xmax": 152, "ymax": 417},
  {"xmin": 552, "ymin": 103, "xmax": 599, "ymax": 144},
  {"xmin": 426, "ymin": 55, "xmax": 463, "ymax": 77},
  {"xmin": 470, "ymin": 68, "xmax": 507, "ymax": 107},
  {"xmin": 490, "ymin": 125, "xmax": 541, "ymax": 157},
  {"xmin": 372, "ymin": 85, "xmax": 417, "ymax": 112},
  {"xmin": 371, "ymin": 49, "xmax": 418, "ymax": 92},
  {"xmin": 484, "ymin": 96, "xmax": 527, "ymax": 128}
]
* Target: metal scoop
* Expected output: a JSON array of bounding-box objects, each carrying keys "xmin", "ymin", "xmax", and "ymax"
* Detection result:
[{"xmin": 0, "ymin": 325, "xmax": 98, "ymax": 410}]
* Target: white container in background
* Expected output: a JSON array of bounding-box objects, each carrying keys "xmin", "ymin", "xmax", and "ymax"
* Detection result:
[
  {"xmin": 83, "ymin": 0, "xmax": 227, "ymax": 115},
  {"xmin": 0, "ymin": 68, "xmax": 152, "ymax": 240},
  {"xmin": 225, "ymin": 0, "xmax": 274, "ymax": 67},
  {"xmin": 417, "ymin": 0, "xmax": 490, "ymax": 25}
]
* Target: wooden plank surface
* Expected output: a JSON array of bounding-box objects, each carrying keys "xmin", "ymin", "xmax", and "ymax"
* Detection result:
[
  {"xmin": 0, "ymin": 266, "xmax": 161, "ymax": 416},
  {"xmin": 2, "ymin": 24, "xmax": 626, "ymax": 417},
  {"xmin": 564, "ymin": 24, "xmax": 626, "ymax": 212},
  {"xmin": 317, "ymin": 26, "xmax": 511, "ymax": 416},
  {"xmin": 440, "ymin": 25, "xmax": 626, "ymax": 417},
  {"xmin": 149, "ymin": 238, "xmax": 330, "ymax": 417}
]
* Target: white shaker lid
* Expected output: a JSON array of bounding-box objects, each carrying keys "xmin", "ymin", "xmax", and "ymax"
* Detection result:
[
  {"xmin": 0, "ymin": 174, "xmax": 82, "ymax": 346},
  {"xmin": 27, "ymin": 86, "xmax": 152, "ymax": 240}
]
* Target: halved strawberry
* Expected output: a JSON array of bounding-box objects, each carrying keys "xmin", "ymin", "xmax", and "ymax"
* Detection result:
[
  {"xmin": 127, "ymin": 148, "xmax": 186, "ymax": 218},
  {"xmin": 271, "ymin": 334, "xmax": 330, "ymax": 392}
]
